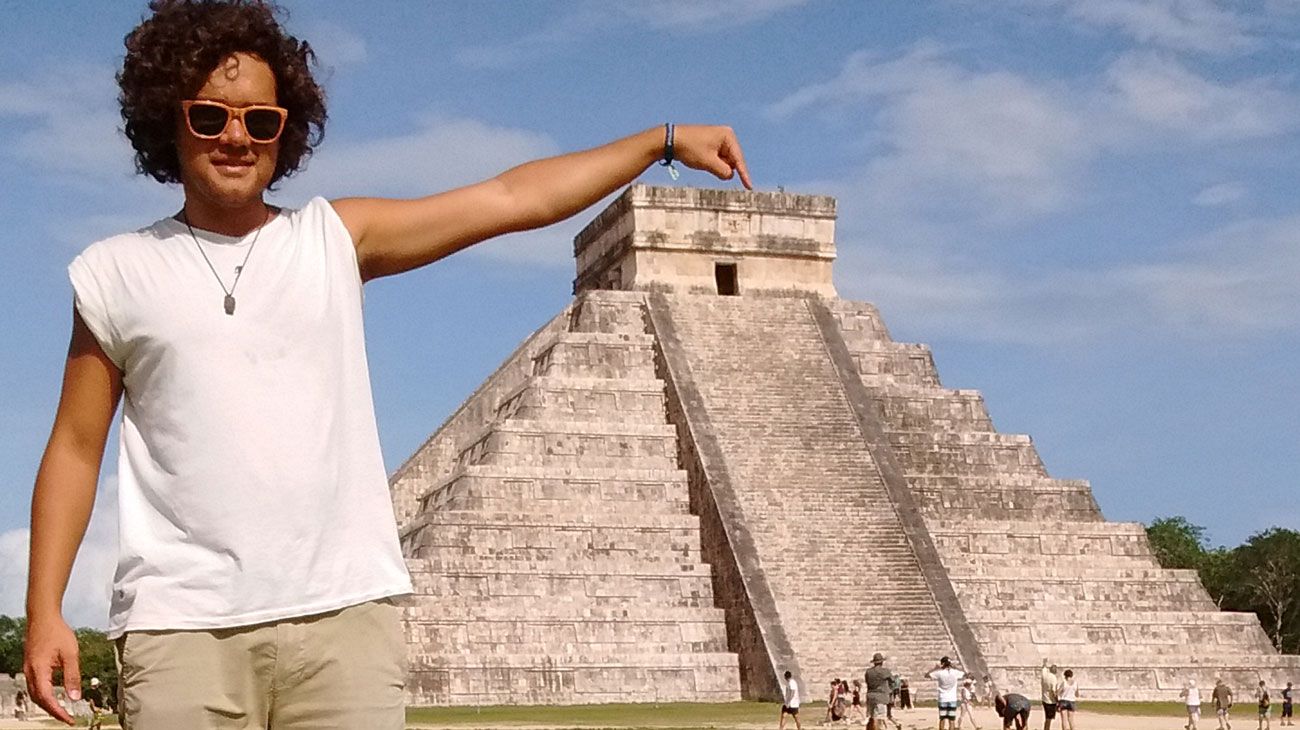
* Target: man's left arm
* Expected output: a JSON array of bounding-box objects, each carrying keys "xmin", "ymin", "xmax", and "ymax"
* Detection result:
[{"xmin": 332, "ymin": 124, "xmax": 751, "ymax": 281}]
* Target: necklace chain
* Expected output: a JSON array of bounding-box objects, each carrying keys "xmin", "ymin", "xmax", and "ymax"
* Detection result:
[{"xmin": 182, "ymin": 207, "xmax": 268, "ymax": 315}]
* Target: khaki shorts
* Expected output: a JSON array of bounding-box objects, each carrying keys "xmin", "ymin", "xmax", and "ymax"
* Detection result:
[{"xmin": 115, "ymin": 599, "xmax": 406, "ymax": 730}]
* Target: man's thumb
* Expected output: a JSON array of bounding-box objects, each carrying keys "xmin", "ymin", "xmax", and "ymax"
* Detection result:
[{"xmin": 62, "ymin": 647, "xmax": 82, "ymax": 701}]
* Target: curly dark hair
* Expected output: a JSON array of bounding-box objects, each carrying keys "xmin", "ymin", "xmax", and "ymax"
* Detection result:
[{"xmin": 118, "ymin": 0, "xmax": 327, "ymax": 186}]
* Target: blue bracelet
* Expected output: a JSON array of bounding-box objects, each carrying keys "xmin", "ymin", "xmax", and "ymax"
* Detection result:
[{"xmin": 660, "ymin": 123, "xmax": 679, "ymax": 180}]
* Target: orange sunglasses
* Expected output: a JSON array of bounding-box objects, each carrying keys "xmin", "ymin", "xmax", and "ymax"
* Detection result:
[{"xmin": 181, "ymin": 99, "xmax": 288, "ymax": 143}]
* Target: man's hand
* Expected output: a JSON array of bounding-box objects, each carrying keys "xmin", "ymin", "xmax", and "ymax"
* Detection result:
[
  {"xmin": 670, "ymin": 125, "xmax": 753, "ymax": 190},
  {"xmin": 24, "ymin": 614, "xmax": 81, "ymax": 726}
]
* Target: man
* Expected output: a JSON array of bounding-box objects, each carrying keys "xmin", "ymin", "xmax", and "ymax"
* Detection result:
[
  {"xmin": 85, "ymin": 678, "xmax": 108, "ymax": 730},
  {"xmin": 1182, "ymin": 678, "xmax": 1203, "ymax": 730},
  {"xmin": 1282, "ymin": 682, "xmax": 1293, "ymax": 727},
  {"xmin": 22, "ymin": 2, "xmax": 751, "ymax": 728},
  {"xmin": 780, "ymin": 670, "xmax": 803, "ymax": 730},
  {"xmin": 1258, "ymin": 681, "xmax": 1272, "ymax": 730},
  {"xmin": 928, "ymin": 656, "xmax": 966, "ymax": 730},
  {"xmin": 1215, "ymin": 678, "xmax": 1235, "ymax": 730},
  {"xmin": 865, "ymin": 652, "xmax": 894, "ymax": 730},
  {"xmin": 994, "ymin": 693, "xmax": 1033, "ymax": 730},
  {"xmin": 1040, "ymin": 660, "xmax": 1060, "ymax": 730}
]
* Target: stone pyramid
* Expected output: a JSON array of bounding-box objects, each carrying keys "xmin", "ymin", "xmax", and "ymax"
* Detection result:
[{"xmin": 389, "ymin": 184, "xmax": 1299, "ymax": 705}]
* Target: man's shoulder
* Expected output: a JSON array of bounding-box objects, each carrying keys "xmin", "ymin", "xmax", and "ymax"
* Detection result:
[{"xmin": 75, "ymin": 217, "xmax": 178, "ymax": 263}]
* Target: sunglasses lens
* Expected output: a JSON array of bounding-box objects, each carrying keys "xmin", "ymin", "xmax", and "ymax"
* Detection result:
[
  {"xmin": 244, "ymin": 109, "xmax": 283, "ymax": 142},
  {"xmin": 187, "ymin": 103, "xmax": 229, "ymax": 137}
]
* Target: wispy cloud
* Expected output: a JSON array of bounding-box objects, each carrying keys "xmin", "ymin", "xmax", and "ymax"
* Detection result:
[
  {"xmin": 1192, "ymin": 181, "xmax": 1246, "ymax": 206},
  {"xmin": 456, "ymin": 0, "xmax": 813, "ymax": 69},
  {"xmin": 0, "ymin": 478, "xmax": 117, "ymax": 629},
  {"xmin": 278, "ymin": 113, "xmax": 559, "ymax": 202},
  {"xmin": 1062, "ymin": 0, "xmax": 1261, "ymax": 55}
]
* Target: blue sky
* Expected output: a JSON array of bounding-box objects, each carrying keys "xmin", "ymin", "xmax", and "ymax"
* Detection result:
[{"xmin": 1, "ymin": 0, "xmax": 1297, "ymax": 628}]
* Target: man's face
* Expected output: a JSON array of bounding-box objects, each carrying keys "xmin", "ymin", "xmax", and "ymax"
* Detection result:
[{"xmin": 176, "ymin": 52, "xmax": 280, "ymax": 211}]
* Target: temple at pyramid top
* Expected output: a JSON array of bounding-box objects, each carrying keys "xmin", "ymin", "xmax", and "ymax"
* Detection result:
[{"xmin": 573, "ymin": 184, "xmax": 838, "ymax": 297}]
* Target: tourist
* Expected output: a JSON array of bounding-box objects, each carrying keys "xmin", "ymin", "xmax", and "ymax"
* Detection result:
[
  {"xmin": 865, "ymin": 653, "xmax": 893, "ymax": 730},
  {"xmin": 837, "ymin": 679, "xmax": 853, "ymax": 724},
  {"xmin": 1041, "ymin": 660, "xmax": 1060, "ymax": 730},
  {"xmin": 781, "ymin": 671, "xmax": 804, "ymax": 730},
  {"xmin": 900, "ymin": 678, "xmax": 914, "ymax": 709},
  {"xmin": 1182, "ymin": 679, "xmax": 1203, "ymax": 730},
  {"xmin": 1258, "ymin": 681, "xmax": 1272, "ymax": 730},
  {"xmin": 1214, "ymin": 678, "xmax": 1234, "ymax": 730},
  {"xmin": 85, "ymin": 678, "xmax": 108, "ymax": 730},
  {"xmin": 1281, "ymin": 682, "xmax": 1293, "ymax": 726},
  {"xmin": 827, "ymin": 678, "xmax": 846, "ymax": 723},
  {"xmin": 1057, "ymin": 670, "xmax": 1078, "ymax": 730},
  {"xmin": 958, "ymin": 678, "xmax": 982, "ymax": 730},
  {"xmin": 849, "ymin": 679, "xmax": 866, "ymax": 724},
  {"xmin": 994, "ymin": 692, "xmax": 1033, "ymax": 730},
  {"xmin": 14, "ymin": 690, "xmax": 28, "ymax": 721},
  {"xmin": 983, "ymin": 675, "xmax": 996, "ymax": 704},
  {"xmin": 928, "ymin": 655, "xmax": 967, "ymax": 730},
  {"xmin": 21, "ymin": 2, "xmax": 752, "ymax": 727}
]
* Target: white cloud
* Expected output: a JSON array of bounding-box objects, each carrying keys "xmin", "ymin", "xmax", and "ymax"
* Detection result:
[
  {"xmin": 617, "ymin": 0, "xmax": 813, "ymax": 30},
  {"xmin": 1192, "ymin": 181, "xmax": 1246, "ymax": 206},
  {"xmin": 1104, "ymin": 52, "xmax": 1300, "ymax": 142},
  {"xmin": 456, "ymin": 0, "xmax": 812, "ymax": 69},
  {"xmin": 0, "ymin": 478, "xmax": 117, "ymax": 630},
  {"xmin": 834, "ymin": 211, "xmax": 1300, "ymax": 345},
  {"xmin": 1063, "ymin": 0, "xmax": 1260, "ymax": 55},
  {"xmin": 769, "ymin": 43, "xmax": 1098, "ymax": 226},
  {"xmin": 276, "ymin": 114, "xmax": 559, "ymax": 202},
  {"xmin": 0, "ymin": 64, "xmax": 137, "ymax": 181}
]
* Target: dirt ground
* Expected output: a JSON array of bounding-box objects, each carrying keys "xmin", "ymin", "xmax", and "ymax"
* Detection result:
[{"xmin": 0, "ymin": 704, "xmax": 1218, "ymax": 730}]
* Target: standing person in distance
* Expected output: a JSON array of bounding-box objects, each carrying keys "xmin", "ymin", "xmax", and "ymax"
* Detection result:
[
  {"xmin": 1040, "ymin": 660, "xmax": 1060, "ymax": 730},
  {"xmin": 1281, "ymin": 682, "xmax": 1293, "ymax": 726},
  {"xmin": 1214, "ymin": 678, "xmax": 1234, "ymax": 730},
  {"xmin": 928, "ymin": 656, "xmax": 966, "ymax": 730},
  {"xmin": 1182, "ymin": 678, "xmax": 1203, "ymax": 730},
  {"xmin": 957, "ymin": 677, "xmax": 982, "ymax": 730},
  {"xmin": 781, "ymin": 671, "xmax": 803, "ymax": 730},
  {"xmin": 1056, "ymin": 670, "xmax": 1077, "ymax": 730},
  {"xmin": 21, "ymin": 1, "xmax": 753, "ymax": 728},
  {"xmin": 865, "ymin": 653, "xmax": 894, "ymax": 730},
  {"xmin": 1258, "ymin": 681, "xmax": 1273, "ymax": 730}
]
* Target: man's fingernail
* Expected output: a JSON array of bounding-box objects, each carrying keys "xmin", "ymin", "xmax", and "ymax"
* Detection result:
[{"xmin": 69, "ymin": 690, "xmax": 81, "ymax": 700}]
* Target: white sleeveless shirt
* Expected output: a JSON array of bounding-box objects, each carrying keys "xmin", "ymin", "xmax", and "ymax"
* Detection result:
[{"xmin": 68, "ymin": 197, "xmax": 412, "ymax": 639}]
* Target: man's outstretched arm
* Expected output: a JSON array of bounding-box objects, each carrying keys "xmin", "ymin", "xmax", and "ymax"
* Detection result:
[{"xmin": 332, "ymin": 124, "xmax": 751, "ymax": 281}]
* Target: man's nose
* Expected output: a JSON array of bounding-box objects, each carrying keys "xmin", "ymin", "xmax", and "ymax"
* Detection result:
[{"xmin": 219, "ymin": 114, "xmax": 250, "ymax": 145}]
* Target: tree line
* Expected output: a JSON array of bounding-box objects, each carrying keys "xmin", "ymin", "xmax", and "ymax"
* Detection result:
[
  {"xmin": 0, "ymin": 615, "xmax": 117, "ymax": 694},
  {"xmin": 1145, "ymin": 517, "xmax": 1299, "ymax": 653}
]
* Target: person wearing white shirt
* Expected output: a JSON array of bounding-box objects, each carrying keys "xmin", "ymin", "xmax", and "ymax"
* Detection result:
[
  {"xmin": 781, "ymin": 670, "xmax": 803, "ymax": 730},
  {"xmin": 928, "ymin": 656, "xmax": 967, "ymax": 730}
]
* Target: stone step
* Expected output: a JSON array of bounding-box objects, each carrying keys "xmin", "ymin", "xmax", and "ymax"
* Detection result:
[
  {"xmin": 407, "ymin": 622, "xmax": 730, "ymax": 656},
  {"xmin": 844, "ymin": 341, "xmax": 940, "ymax": 388},
  {"xmin": 496, "ymin": 375, "xmax": 667, "ymax": 424},
  {"xmin": 972, "ymin": 621, "xmax": 1277, "ymax": 652},
  {"xmin": 967, "ymin": 609, "xmax": 1267, "ymax": 625},
  {"xmin": 887, "ymin": 430, "xmax": 1047, "ymax": 477},
  {"xmin": 405, "ymin": 569, "xmax": 716, "ymax": 602},
  {"xmin": 869, "ymin": 386, "xmax": 996, "ymax": 432},
  {"xmin": 530, "ymin": 331, "xmax": 659, "ymax": 380},
  {"xmin": 401, "ymin": 602, "xmax": 729, "ymax": 623},
  {"xmin": 406, "ymin": 652, "xmax": 742, "ymax": 706},
  {"xmin": 913, "ymin": 479, "xmax": 1102, "ymax": 521},
  {"xmin": 411, "ymin": 553, "xmax": 709, "ymax": 574},
  {"xmin": 403, "ymin": 519, "xmax": 706, "ymax": 559},
  {"xmin": 947, "ymin": 564, "xmax": 1197, "ymax": 581},
  {"xmin": 943, "ymin": 553, "xmax": 1160, "ymax": 570},
  {"xmin": 929, "ymin": 518, "xmax": 1148, "ymax": 536},
  {"xmin": 416, "ymin": 463, "xmax": 691, "ymax": 516},
  {"xmin": 457, "ymin": 420, "xmax": 679, "ymax": 470},
  {"xmin": 954, "ymin": 580, "xmax": 1218, "ymax": 612},
  {"xmin": 827, "ymin": 301, "xmax": 893, "ymax": 341},
  {"xmin": 570, "ymin": 290, "xmax": 651, "ymax": 336}
]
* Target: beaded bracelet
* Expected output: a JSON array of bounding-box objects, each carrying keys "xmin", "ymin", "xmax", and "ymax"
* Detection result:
[{"xmin": 659, "ymin": 123, "xmax": 679, "ymax": 181}]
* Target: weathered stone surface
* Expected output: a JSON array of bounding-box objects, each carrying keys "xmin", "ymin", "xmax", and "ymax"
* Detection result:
[{"xmin": 390, "ymin": 185, "xmax": 1298, "ymax": 706}]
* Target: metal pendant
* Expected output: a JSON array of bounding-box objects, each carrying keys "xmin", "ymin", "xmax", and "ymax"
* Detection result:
[{"xmin": 224, "ymin": 294, "xmax": 236, "ymax": 315}]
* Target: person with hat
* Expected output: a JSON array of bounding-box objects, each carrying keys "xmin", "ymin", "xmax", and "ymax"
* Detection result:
[
  {"xmin": 865, "ymin": 652, "xmax": 895, "ymax": 730},
  {"xmin": 928, "ymin": 656, "xmax": 967, "ymax": 730},
  {"xmin": 85, "ymin": 677, "xmax": 108, "ymax": 730}
]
